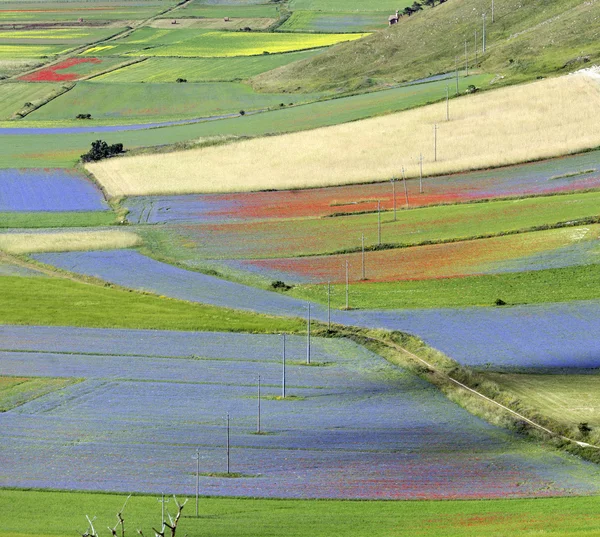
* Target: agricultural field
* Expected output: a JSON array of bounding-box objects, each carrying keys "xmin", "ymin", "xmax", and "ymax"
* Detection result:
[
  {"xmin": 82, "ymin": 29, "xmax": 368, "ymax": 57},
  {"xmin": 0, "ymin": 82, "xmax": 61, "ymax": 119},
  {"xmin": 25, "ymin": 81, "xmax": 323, "ymax": 121},
  {"xmin": 96, "ymin": 51, "xmax": 323, "ymax": 82},
  {"xmin": 19, "ymin": 57, "xmax": 126, "ymax": 82},
  {"xmin": 0, "ymin": 169, "xmax": 108, "ymax": 211},
  {"xmin": 278, "ymin": 11, "xmax": 389, "ymax": 33},
  {"xmin": 1, "ymin": 325, "xmax": 599, "ymax": 498},
  {"xmin": 0, "ymin": 1, "xmax": 180, "ymax": 22},
  {"xmin": 3, "ymin": 0, "xmax": 600, "ymax": 532},
  {"xmin": 87, "ymin": 72, "xmax": 600, "ymax": 195},
  {"xmin": 123, "ymin": 149, "xmax": 600, "ymax": 223}
]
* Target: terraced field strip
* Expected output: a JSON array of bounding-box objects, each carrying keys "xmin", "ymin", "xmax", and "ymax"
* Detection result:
[
  {"xmin": 0, "ymin": 230, "xmax": 141, "ymax": 254},
  {"xmin": 0, "ymin": 74, "xmax": 490, "ymax": 167},
  {"xmin": 0, "ymin": 44, "xmax": 72, "ymax": 58},
  {"xmin": 168, "ymin": 4, "xmax": 281, "ymax": 18},
  {"xmin": 0, "ymin": 211, "xmax": 118, "ymax": 228},
  {"xmin": 137, "ymin": 190, "xmax": 600, "ymax": 260},
  {"xmin": 0, "ymin": 82, "xmax": 61, "ymax": 119},
  {"xmin": 226, "ymin": 225, "xmax": 600, "ymax": 284},
  {"xmin": 0, "ymin": 325, "xmax": 598, "ymax": 498},
  {"xmin": 278, "ymin": 11, "xmax": 389, "ymax": 33},
  {"xmin": 89, "ymin": 72, "xmax": 600, "ymax": 194},
  {"xmin": 95, "ymin": 50, "xmax": 323, "ymax": 82},
  {"xmin": 0, "ymin": 28, "xmax": 120, "ymax": 45},
  {"xmin": 288, "ymin": 0, "xmax": 411, "ymax": 11},
  {"xmin": 26, "ymin": 81, "xmax": 322, "ymax": 121},
  {"xmin": 122, "ymin": 149, "xmax": 600, "ymax": 223}
]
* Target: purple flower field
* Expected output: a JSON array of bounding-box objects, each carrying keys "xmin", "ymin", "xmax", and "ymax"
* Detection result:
[
  {"xmin": 0, "ymin": 169, "xmax": 107, "ymax": 212},
  {"xmin": 1, "ymin": 326, "xmax": 599, "ymax": 498},
  {"xmin": 32, "ymin": 250, "xmax": 600, "ymax": 370}
]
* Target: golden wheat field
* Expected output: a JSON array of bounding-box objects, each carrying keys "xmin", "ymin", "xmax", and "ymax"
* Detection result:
[
  {"xmin": 0, "ymin": 230, "xmax": 141, "ymax": 254},
  {"xmin": 87, "ymin": 71, "xmax": 600, "ymax": 196}
]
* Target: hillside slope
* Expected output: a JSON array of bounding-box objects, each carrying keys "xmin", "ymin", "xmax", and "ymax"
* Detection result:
[{"xmin": 252, "ymin": 0, "xmax": 600, "ymax": 93}]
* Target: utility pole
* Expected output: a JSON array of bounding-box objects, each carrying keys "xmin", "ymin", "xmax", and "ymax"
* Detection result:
[
  {"xmin": 391, "ymin": 178, "xmax": 397, "ymax": 221},
  {"xmin": 327, "ymin": 281, "xmax": 331, "ymax": 330},
  {"xmin": 446, "ymin": 86, "xmax": 449, "ymax": 121},
  {"xmin": 482, "ymin": 13, "xmax": 486, "ymax": 53},
  {"xmin": 158, "ymin": 493, "xmax": 170, "ymax": 526},
  {"xmin": 434, "ymin": 124, "xmax": 438, "ymax": 162},
  {"xmin": 402, "ymin": 166, "xmax": 409, "ymax": 208},
  {"xmin": 361, "ymin": 233, "xmax": 365, "ymax": 280},
  {"xmin": 193, "ymin": 449, "xmax": 199, "ymax": 517},
  {"xmin": 455, "ymin": 56, "xmax": 459, "ymax": 95},
  {"xmin": 281, "ymin": 334, "xmax": 286, "ymax": 398},
  {"xmin": 256, "ymin": 374, "xmax": 261, "ymax": 434},
  {"xmin": 225, "ymin": 413, "xmax": 231, "ymax": 475},
  {"xmin": 419, "ymin": 153, "xmax": 424, "ymax": 193},
  {"xmin": 377, "ymin": 200, "xmax": 381, "ymax": 245},
  {"xmin": 345, "ymin": 259, "xmax": 349, "ymax": 310},
  {"xmin": 306, "ymin": 303, "xmax": 311, "ymax": 365}
]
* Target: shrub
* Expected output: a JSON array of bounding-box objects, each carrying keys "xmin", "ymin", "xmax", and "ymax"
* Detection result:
[
  {"xmin": 81, "ymin": 139, "xmax": 124, "ymax": 162},
  {"xmin": 271, "ymin": 280, "xmax": 292, "ymax": 291},
  {"xmin": 494, "ymin": 298, "xmax": 507, "ymax": 306},
  {"xmin": 76, "ymin": 113, "xmax": 92, "ymax": 120},
  {"xmin": 176, "ymin": 78, "xmax": 187, "ymax": 83},
  {"xmin": 579, "ymin": 422, "xmax": 592, "ymax": 436},
  {"xmin": 239, "ymin": 110, "xmax": 245, "ymax": 116}
]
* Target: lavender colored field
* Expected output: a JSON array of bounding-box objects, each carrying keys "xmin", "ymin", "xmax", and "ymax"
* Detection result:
[
  {"xmin": 0, "ymin": 169, "xmax": 107, "ymax": 212},
  {"xmin": 1, "ymin": 325, "xmax": 598, "ymax": 498},
  {"xmin": 31, "ymin": 251, "xmax": 600, "ymax": 372},
  {"xmin": 123, "ymin": 149, "xmax": 600, "ymax": 224}
]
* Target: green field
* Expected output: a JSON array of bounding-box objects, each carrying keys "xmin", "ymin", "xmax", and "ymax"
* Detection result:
[
  {"xmin": 289, "ymin": 263, "xmax": 600, "ymax": 309},
  {"xmin": 0, "ymin": 275, "xmax": 304, "ymax": 333},
  {"xmin": 0, "ymin": 57, "xmax": 41, "ymax": 77},
  {"xmin": 486, "ymin": 372, "xmax": 600, "ymax": 429},
  {"xmin": 26, "ymin": 81, "xmax": 322, "ymax": 121},
  {"xmin": 278, "ymin": 11, "xmax": 389, "ymax": 33},
  {"xmin": 0, "ymin": 82, "xmax": 59, "ymax": 120},
  {"xmin": 96, "ymin": 50, "xmax": 323, "ymax": 82},
  {"xmin": 0, "ymin": 376, "xmax": 78, "ymax": 412},
  {"xmin": 170, "ymin": 3, "xmax": 281, "ymax": 18},
  {"xmin": 0, "ymin": 44, "xmax": 72, "ymax": 58},
  {"xmin": 83, "ymin": 29, "xmax": 367, "ymax": 57},
  {"xmin": 0, "ymin": 212, "xmax": 118, "ymax": 229},
  {"xmin": 150, "ymin": 191, "xmax": 600, "ymax": 260},
  {"xmin": 0, "ymin": 1, "xmax": 178, "ymax": 22},
  {"xmin": 0, "ymin": 74, "xmax": 490, "ymax": 166},
  {"xmin": 287, "ymin": 0, "xmax": 411, "ymax": 12},
  {"xmin": 3, "ymin": 489, "xmax": 600, "ymax": 537},
  {"xmin": 0, "ymin": 28, "xmax": 120, "ymax": 45}
]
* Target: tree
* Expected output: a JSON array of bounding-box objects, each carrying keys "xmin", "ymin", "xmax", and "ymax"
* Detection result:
[{"xmin": 81, "ymin": 140, "xmax": 124, "ymax": 162}]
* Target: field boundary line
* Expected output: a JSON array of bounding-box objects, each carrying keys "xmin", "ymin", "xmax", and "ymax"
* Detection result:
[{"xmin": 376, "ymin": 336, "xmax": 599, "ymax": 450}]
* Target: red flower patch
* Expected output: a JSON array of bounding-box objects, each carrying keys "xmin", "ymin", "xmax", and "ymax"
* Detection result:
[{"xmin": 19, "ymin": 57, "xmax": 102, "ymax": 82}]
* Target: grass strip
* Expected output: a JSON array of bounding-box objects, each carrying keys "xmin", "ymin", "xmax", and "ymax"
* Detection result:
[
  {"xmin": 0, "ymin": 211, "xmax": 117, "ymax": 229},
  {"xmin": 0, "ymin": 376, "xmax": 79, "ymax": 412},
  {"xmin": 289, "ymin": 264, "xmax": 600, "ymax": 309},
  {"xmin": 0, "ymin": 276, "xmax": 303, "ymax": 333}
]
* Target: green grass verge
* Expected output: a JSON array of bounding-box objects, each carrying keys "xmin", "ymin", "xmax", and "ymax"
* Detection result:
[
  {"xmin": 278, "ymin": 11, "xmax": 391, "ymax": 33},
  {"xmin": 0, "ymin": 74, "xmax": 490, "ymax": 167},
  {"xmin": 0, "ymin": 275, "xmax": 303, "ymax": 333},
  {"xmin": 0, "ymin": 376, "xmax": 79, "ymax": 412},
  {"xmin": 26, "ymin": 81, "xmax": 322, "ymax": 122},
  {"xmin": 3, "ymin": 489, "xmax": 600, "ymax": 537},
  {"xmin": 0, "ymin": 211, "xmax": 117, "ymax": 229},
  {"xmin": 288, "ymin": 264, "xmax": 600, "ymax": 309},
  {"xmin": 95, "ymin": 51, "xmax": 323, "ymax": 83}
]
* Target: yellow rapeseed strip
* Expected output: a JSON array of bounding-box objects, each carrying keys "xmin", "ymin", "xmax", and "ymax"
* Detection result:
[
  {"xmin": 87, "ymin": 71, "xmax": 600, "ymax": 196},
  {"xmin": 0, "ymin": 230, "xmax": 142, "ymax": 254}
]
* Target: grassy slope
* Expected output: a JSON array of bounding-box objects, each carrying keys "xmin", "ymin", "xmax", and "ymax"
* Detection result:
[
  {"xmin": 0, "ymin": 275, "xmax": 303, "ymax": 333},
  {"xmin": 288, "ymin": 264, "xmax": 600, "ymax": 309},
  {"xmin": 3, "ymin": 489, "xmax": 600, "ymax": 537},
  {"xmin": 0, "ymin": 83, "xmax": 59, "ymax": 120},
  {"xmin": 252, "ymin": 0, "xmax": 600, "ymax": 92}
]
